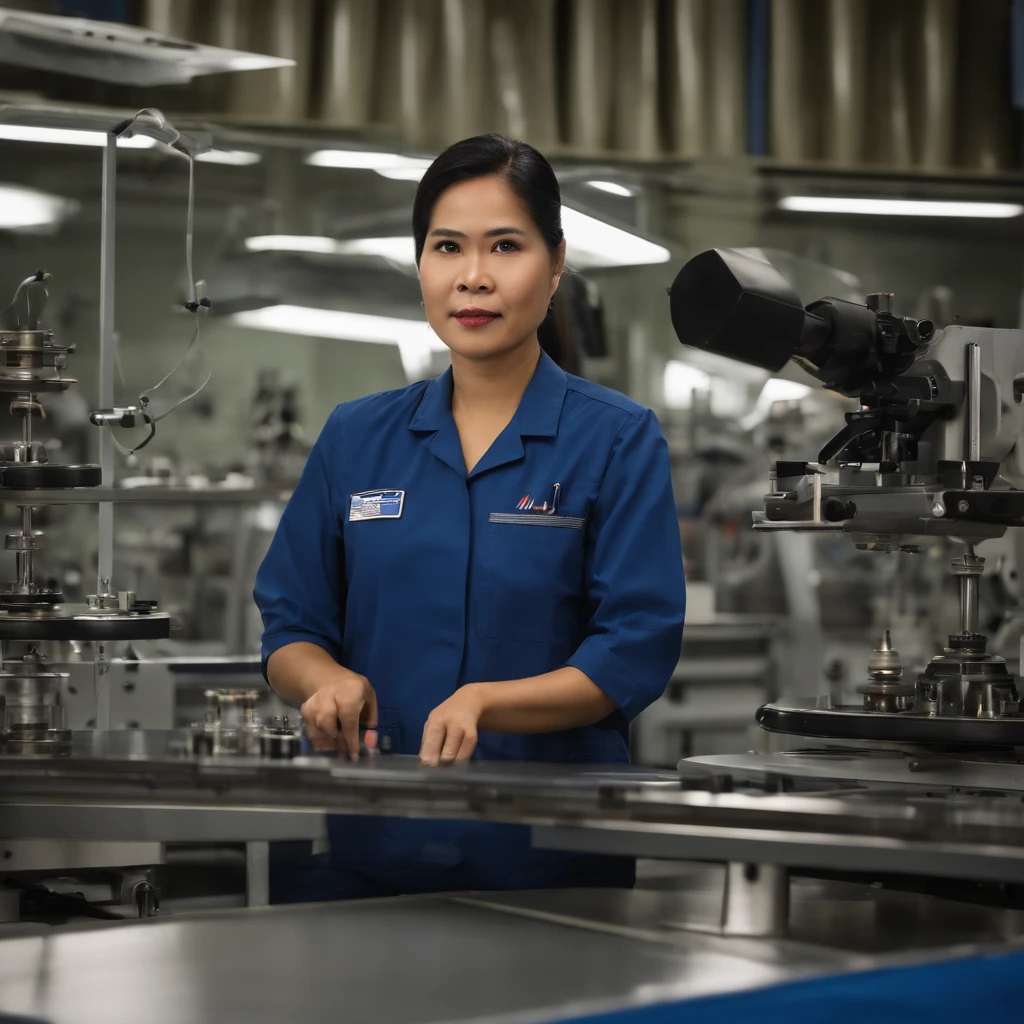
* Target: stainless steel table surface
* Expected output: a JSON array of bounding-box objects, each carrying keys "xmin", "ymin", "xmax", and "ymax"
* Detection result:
[{"xmin": 0, "ymin": 880, "xmax": 1021, "ymax": 1024}]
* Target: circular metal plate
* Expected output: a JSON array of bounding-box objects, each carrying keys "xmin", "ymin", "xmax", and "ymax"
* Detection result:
[
  {"xmin": 0, "ymin": 607, "xmax": 172, "ymax": 641},
  {"xmin": 0, "ymin": 464, "xmax": 100, "ymax": 489},
  {"xmin": 757, "ymin": 701, "xmax": 1024, "ymax": 746},
  {"xmin": 0, "ymin": 592, "xmax": 63, "ymax": 610},
  {"xmin": 0, "ymin": 376, "xmax": 75, "ymax": 393},
  {"xmin": 1, "ymin": 728, "xmax": 72, "ymax": 756}
]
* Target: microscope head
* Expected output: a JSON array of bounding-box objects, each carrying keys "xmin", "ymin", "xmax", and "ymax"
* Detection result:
[{"xmin": 668, "ymin": 248, "xmax": 1024, "ymax": 546}]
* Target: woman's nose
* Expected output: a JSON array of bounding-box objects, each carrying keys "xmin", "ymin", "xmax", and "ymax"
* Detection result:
[{"xmin": 457, "ymin": 255, "xmax": 493, "ymax": 292}]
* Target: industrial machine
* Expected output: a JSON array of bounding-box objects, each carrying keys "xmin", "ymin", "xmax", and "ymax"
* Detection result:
[
  {"xmin": 670, "ymin": 247, "xmax": 1024, "ymax": 786},
  {"xmin": 0, "ymin": 270, "xmax": 172, "ymax": 757}
]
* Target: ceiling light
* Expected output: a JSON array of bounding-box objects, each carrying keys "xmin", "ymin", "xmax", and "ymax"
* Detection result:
[
  {"xmin": 245, "ymin": 235, "xmax": 340, "ymax": 255},
  {"xmin": 586, "ymin": 181, "xmax": 634, "ymax": 197},
  {"xmin": 375, "ymin": 165, "xmax": 432, "ymax": 181},
  {"xmin": 196, "ymin": 149, "xmax": 261, "ymax": 166},
  {"xmin": 0, "ymin": 183, "xmax": 78, "ymax": 229},
  {"xmin": 244, "ymin": 235, "xmax": 417, "ymax": 265},
  {"xmin": 758, "ymin": 378, "xmax": 812, "ymax": 404},
  {"xmin": 778, "ymin": 196, "xmax": 1024, "ymax": 218},
  {"xmin": 561, "ymin": 206, "xmax": 670, "ymax": 268},
  {"xmin": 228, "ymin": 304, "xmax": 447, "ymax": 381},
  {"xmin": 739, "ymin": 376, "xmax": 814, "ymax": 430},
  {"xmin": 0, "ymin": 125, "xmax": 155, "ymax": 148},
  {"xmin": 663, "ymin": 361, "xmax": 711, "ymax": 409},
  {"xmin": 306, "ymin": 149, "xmax": 433, "ymax": 175},
  {"xmin": 229, "ymin": 305, "xmax": 440, "ymax": 345},
  {"xmin": 334, "ymin": 237, "xmax": 416, "ymax": 264}
]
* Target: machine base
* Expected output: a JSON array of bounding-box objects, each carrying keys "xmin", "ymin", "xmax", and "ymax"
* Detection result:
[
  {"xmin": 0, "ymin": 607, "xmax": 172, "ymax": 641},
  {"xmin": 758, "ymin": 700, "xmax": 1024, "ymax": 746}
]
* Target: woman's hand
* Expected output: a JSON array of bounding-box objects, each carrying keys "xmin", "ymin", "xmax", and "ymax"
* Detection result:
[
  {"xmin": 300, "ymin": 670, "xmax": 379, "ymax": 759},
  {"xmin": 420, "ymin": 684, "xmax": 485, "ymax": 766}
]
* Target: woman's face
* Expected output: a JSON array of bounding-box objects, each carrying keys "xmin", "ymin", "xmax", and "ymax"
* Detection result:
[{"xmin": 419, "ymin": 174, "xmax": 564, "ymax": 362}]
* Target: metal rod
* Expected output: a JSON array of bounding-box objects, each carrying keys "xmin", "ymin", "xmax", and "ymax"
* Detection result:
[
  {"xmin": 720, "ymin": 861, "xmax": 788, "ymax": 938},
  {"xmin": 97, "ymin": 134, "xmax": 116, "ymax": 592},
  {"xmin": 962, "ymin": 574, "xmax": 979, "ymax": 635},
  {"xmin": 20, "ymin": 396, "xmax": 29, "ymax": 448},
  {"xmin": 16, "ymin": 506, "xmax": 32, "ymax": 590},
  {"xmin": 967, "ymin": 342, "xmax": 981, "ymax": 464}
]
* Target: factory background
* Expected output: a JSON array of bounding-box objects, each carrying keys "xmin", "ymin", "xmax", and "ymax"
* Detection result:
[
  {"xmin": 0, "ymin": 0, "xmax": 1021, "ymax": 760},
  {"xmin": 4, "ymin": 2, "xmax": 1024, "ymax": 1018}
]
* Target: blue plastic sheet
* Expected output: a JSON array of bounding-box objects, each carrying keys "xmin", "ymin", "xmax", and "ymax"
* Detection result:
[{"xmin": 563, "ymin": 949, "xmax": 1024, "ymax": 1024}]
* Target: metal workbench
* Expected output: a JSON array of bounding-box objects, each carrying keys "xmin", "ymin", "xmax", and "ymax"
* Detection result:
[{"xmin": 1, "ymin": 871, "xmax": 1023, "ymax": 1024}]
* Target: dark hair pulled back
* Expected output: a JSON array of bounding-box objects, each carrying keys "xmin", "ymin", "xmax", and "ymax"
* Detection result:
[{"xmin": 412, "ymin": 133, "xmax": 563, "ymax": 265}]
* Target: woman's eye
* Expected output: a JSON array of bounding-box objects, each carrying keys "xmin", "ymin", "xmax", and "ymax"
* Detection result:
[
  {"xmin": 436, "ymin": 241, "xmax": 460, "ymax": 254},
  {"xmin": 494, "ymin": 240, "xmax": 519, "ymax": 253}
]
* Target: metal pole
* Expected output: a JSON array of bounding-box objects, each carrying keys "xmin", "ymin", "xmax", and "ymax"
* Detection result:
[
  {"xmin": 246, "ymin": 840, "xmax": 270, "ymax": 907},
  {"xmin": 962, "ymin": 574, "xmax": 980, "ymax": 635},
  {"xmin": 720, "ymin": 861, "xmax": 788, "ymax": 937},
  {"xmin": 98, "ymin": 134, "xmax": 116, "ymax": 592},
  {"xmin": 967, "ymin": 342, "xmax": 982, "ymax": 464}
]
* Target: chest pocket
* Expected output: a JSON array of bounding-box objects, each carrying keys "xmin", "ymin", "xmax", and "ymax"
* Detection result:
[{"xmin": 476, "ymin": 513, "xmax": 587, "ymax": 645}]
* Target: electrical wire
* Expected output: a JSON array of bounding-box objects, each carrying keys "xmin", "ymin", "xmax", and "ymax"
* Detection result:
[{"xmin": 104, "ymin": 122, "xmax": 211, "ymax": 455}]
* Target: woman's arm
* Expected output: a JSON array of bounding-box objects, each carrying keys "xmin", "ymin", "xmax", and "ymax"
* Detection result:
[
  {"xmin": 255, "ymin": 407, "xmax": 378, "ymax": 758},
  {"xmin": 419, "ymin": 668, "xmax": 613, "ymax": 765}
]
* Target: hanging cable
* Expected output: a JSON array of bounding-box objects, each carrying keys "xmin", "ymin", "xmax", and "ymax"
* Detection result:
[{"xmin": 101, "ymin": 135, "xmax": 212, "ymax": 456}]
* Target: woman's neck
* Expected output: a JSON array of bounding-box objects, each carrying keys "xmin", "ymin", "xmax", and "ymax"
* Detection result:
[{"xmin": 450, "ymin": 337, "xmax": 541, "ymax": 417}]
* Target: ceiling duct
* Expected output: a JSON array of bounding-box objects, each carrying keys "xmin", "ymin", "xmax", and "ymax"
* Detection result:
[{"xmin": 0, "ymin": 5, "xmax": 293, "ymax": 86}]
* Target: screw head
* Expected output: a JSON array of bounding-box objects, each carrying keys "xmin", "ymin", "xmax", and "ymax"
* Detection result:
[{"xmin": 957, "ymin": 500, "xmax": 971, "ymax": 514}]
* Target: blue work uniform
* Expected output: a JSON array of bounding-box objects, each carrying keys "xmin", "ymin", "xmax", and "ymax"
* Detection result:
[{"xmin": 254, "ymin": 351, "xmax": 686, "ymax": 899}]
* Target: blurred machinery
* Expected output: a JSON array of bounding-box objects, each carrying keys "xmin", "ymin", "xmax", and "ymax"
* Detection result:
[
  {"xmin": 669, "ymin": 248, "xmax": 1024, "ymax": 786},
  {"xmin": 636, "ymin": 252, "xmax": 945, "ymax": 764},
  {"xmin": 0, "ymin": 270, "xmax": 172, "ymax": 756}
]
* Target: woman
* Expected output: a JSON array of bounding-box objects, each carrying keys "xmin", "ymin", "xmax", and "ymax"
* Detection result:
[{"xmin": 254, "ymin": 134, "xmax": 686, "ymax": 900}]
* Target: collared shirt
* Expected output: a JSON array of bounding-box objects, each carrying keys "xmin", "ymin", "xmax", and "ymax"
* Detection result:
[
  {"xmin": 256, "ymin": 351, "xmax": 685, "ymax": 894},
  {"xmin": 255, "ymin": 351, "xmax": 686, "ymax": 767}
]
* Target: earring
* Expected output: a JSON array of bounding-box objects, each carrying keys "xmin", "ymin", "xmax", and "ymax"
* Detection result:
[{"xmin": 548, "ymin": 299, "xmax": 555, "ymax": 310}]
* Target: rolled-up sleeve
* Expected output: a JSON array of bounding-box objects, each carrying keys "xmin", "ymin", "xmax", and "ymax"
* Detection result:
[
  {"xmin": 254, "ymin": 407, "xmax": 346, "ymax": 678},
  {"xmin": 566, "ymin": 408, "xmax": 685, "ymax": 720}
]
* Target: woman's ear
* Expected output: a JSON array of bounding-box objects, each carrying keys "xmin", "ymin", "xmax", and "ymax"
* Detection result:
[{"xmin": 551, "ymin": 238, "xmax": 567, "ymax": 290}]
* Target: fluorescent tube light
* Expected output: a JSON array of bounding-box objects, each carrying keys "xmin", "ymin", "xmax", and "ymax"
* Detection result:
[
  {"xmin": 243, "ymin": 235, "xmax": 417, "ymax": 266},
  {"xmin": 306, "ymin": 149, "xmax": 432, "ymax": 173},
  {"xmin": 561, "ymin": 206, "xmax": 670, "ymax": 268},
  {"xmin": 779, "ymin": 196, "xmax": 1024, "ymax": 218},
  {"xmin": 245, "ymin": 235, "xmax": 341, "ymax": 255},
  {"xmin": 229, "ymin": 305, "xmax": 439, "ymax": 345},
  {"xmin": 586, "ymin": 181, "xmax": 634, "ymax": 197},
  {"xmin": 0, "ymin": 125, "xmax": 155, "ymax": 148},
  {"xmin": 228, "ymin": 304, "xmax": 447, "ymax": 381},
  {"xmin": 335, "ymin": 237, "xmax": 416, "ymax": 264},
  {"xmin": 0, "ymin": 183, "xmax": 78, "ymax": 229},
  {"xmin": 196, "ymin": 149, "xmax": 261, "ymax": 166}
]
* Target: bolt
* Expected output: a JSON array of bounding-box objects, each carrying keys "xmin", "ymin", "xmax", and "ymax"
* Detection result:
[
  {"xmin": 123, "ymin": 681, "xmax": 135, "ymax": 693},
  {"xmin": 932, "ymin": 502, "xmax": 945, "ymax": 517},
  {"xmin": 957, "ymin": 500, "xmax": 971, "ymax": 514}
]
